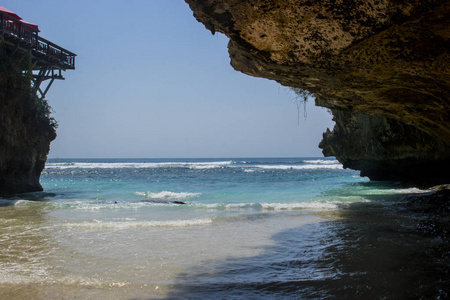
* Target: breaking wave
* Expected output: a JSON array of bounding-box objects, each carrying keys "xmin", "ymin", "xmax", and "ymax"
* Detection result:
[
  {"xmin": 252, "ymin": 164, "xmax": 342, "ymax": 170},
  {"xmin": 45, "ymin": 161, "xmax": 234, "ymax": 170},
  {"xmin": 196, "ymin": 201, "xmax": 351, "ymax": 211},
  {"xmin": 62, "ymin": 218, "xmax": 213, "ymax": 230},
  {"xmin": 135, "ymin": 191, "xmax": 202, "ymax": 200},
  {"xmin": 303, "ymin": 159, "xmax": 340, "ymax": 165}
]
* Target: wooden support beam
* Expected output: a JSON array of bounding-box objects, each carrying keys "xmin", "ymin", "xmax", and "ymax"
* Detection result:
[
  {"xmin": 1, "ymin": 11, "xmax": 76, "ymax": 100},
  {"xmin": 30, "ymin": 65, "xmax": 65, "ymax": 100},
  {"xmin": 41, "ymin": 77, "xmax": 55, "ymax": 99}
]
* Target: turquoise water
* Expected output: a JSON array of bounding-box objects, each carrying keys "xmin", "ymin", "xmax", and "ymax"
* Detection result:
[
  {"xmin": 1, "ymin": 158, "xmax": 446, "ymax": 299},
  {"xmin": 42, "ymin": 157, "xmax": 363, "ymax": 207},
  {"xmin": 39, "ymin": 158, "xmax": 368, "ymax": 227}
]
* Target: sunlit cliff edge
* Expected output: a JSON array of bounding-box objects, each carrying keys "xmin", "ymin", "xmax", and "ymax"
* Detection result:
[{"xmin": 185, "ymin": 0, "xmax": 450, "ymax": 183}]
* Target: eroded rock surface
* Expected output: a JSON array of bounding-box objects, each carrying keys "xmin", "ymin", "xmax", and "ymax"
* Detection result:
[{"xmin": 185, "ymin": 0, "xmax": 450, "ymax": 182}]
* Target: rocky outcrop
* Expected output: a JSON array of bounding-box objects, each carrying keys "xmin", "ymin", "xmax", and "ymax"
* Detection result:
[
  {"xmin": 320, "ymin": 110, "xmax": 450, "ymax": 182},
  {"xmin": 0, "ymin": 49, "xmax": 56, "ymax": 196},
  {"xmin": 185, "ymin": 0, "xmax": 450, "ymax": 182}
]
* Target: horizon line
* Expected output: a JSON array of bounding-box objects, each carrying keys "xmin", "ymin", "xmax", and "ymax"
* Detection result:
[{"xmin": 47, "ymin": 156, "xmax": 330, "ymax": 160}]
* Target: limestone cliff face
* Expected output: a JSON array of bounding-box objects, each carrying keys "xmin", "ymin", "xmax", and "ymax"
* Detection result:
[
  {"xmin": 0, "ymin": 51, "xmax": 56, "ymax": 196},
  {"xmin": 320, "ymin": 110, "xmax": 450, "ymax": 182},
  {"xmin": 185, "ymin": 0, "xmax": 450, "ymax": 182}
]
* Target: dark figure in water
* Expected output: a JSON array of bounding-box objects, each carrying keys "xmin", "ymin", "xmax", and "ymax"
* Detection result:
[
  {"xmin": 139, "ymin": 199, "xmax": 186, "ymax": 205},
  {"xmin": 172, "ymin": 201, "xmax": 186, "ymax": 205}
]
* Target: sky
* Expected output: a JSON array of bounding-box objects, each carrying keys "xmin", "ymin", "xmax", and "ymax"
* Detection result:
[{"xmin": 3, "ymin": 0, "xmax": 334, "ymax": 158}]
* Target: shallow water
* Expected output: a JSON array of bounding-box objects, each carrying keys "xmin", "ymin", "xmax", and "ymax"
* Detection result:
[{"xmin": 0, "ymin": 158, "xmax": 447, "ymax": 299}]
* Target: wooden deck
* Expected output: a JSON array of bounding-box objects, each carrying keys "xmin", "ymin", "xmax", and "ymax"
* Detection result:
[
  {"xmin": 0, "ymin": 13, "xmax": 76, "ymax": 70},
  {"xmin": 0, "ymin": 10, "xmax": 76, "ymax": 99}
]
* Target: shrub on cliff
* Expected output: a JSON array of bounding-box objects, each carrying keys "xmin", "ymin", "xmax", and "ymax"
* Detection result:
[
  {"xmin": 0, "ymin": 50, "xmax": 58, "ymax": 132},
  {"xmin": 0, "ymin": 47, "xmax": 57, "ymax": 195}
]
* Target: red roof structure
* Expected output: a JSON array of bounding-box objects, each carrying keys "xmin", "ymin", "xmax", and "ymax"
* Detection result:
[
  {"xmin": 20, "ymin": 19, "xmax": 39, "ymax": 31},
  {"xmin": 0, "ymin": 5, "xmax": 21, "ymax": 20},
  {"xmin": 0, "ymin": 5, "xmax": 39, "ymax": 31}
]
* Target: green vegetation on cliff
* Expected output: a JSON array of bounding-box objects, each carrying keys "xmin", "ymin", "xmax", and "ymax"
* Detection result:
[{"xmin": 0, "ymin": 48, "xmax": 56, "ymax": 196}]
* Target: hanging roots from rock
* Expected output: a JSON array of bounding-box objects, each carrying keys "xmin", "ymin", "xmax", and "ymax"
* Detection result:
[{"xmin": 291, "ymin": 87, "xmax": 313, "ymax": 124}]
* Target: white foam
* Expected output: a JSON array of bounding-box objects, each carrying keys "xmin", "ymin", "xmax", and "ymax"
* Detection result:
[
  {"xmin": 388, "ymin": 188, "xmax": 428, "ymax": 194},
  {"xmin": 45, "ymin": 161, "xmax": 233, "ymax": 170},
  {"xmin": 198, "ymin": 202, "xmax": 340, "ymax": 211},
  {"xmin": 63, "ymin": 218, "xmax": 213, "ymax": 230},
  {"xmin": 51, "ymin": 199, "xmax": 193, "ymax": 211},
  {"xmin": 253, "ymin": 164, "xmax": 343, "ymax": 170},
  {"xmin": 0, "ymin": 263, "xmax": 51, "ymax": 284},
  {"xmin": 259, "ymin": 202, "xmax": 339, "ymax": 210},
  {"xmin": 0, "ymin": 267, "xmax": 129, "ymax": 287},
  {"xmin": 303, "ymin": 159, "xmax": 340, "ymax": 165},
  {"xmin": 189, "ymin": 165, "xmax": 225, "ymax": 169},
  {"xmin": 358, "ymin": 187, "xmax": 428, "ymax": 195},
  {"xmin": 0, "ymin": 199, "xmax": 31, "ymax": 206},
  {"xmin": 135, "ymin": 191, "xmax": 201, "ymax": 200},
  {"xmin": 14, "ymin": 199, "xmax": 30, "ymax": 206}
]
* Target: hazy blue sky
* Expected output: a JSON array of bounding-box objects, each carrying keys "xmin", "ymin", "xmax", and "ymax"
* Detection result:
[{"xmin": 4, "ymin": 0, "xmax": 334, "ymax": 158}]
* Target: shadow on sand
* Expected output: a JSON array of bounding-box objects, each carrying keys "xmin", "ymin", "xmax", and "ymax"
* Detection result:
[{"xmin": 163, "ymin": 190, "xmax": 449, "ymax": 299}]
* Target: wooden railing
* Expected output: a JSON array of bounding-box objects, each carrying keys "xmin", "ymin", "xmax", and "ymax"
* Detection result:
[
  {"xmin": 35, "ymin": 36, "xmax": 76, "ymax": 69},
  {"xmin": 0, "ymin": 13, "xmax": 76, "ymax": 70}
]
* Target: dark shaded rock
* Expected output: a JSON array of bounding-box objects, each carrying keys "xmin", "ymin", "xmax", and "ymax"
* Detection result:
[
  {"xmin": 172, "ymin": 201, "xmax": 186, "ymax": 205},
  {"xmin": 139, "ymin": 199, "xmax": 186, "ymax": 205},
  {"xmin": 319, "ymin": 109, "xmax": 450, "ymax": 182},
  {"xmin": 0, "ymin": 49, "xmax": 56, "ymax": 196},
  {"xmin": 184, "ymin": 0, "xmax": 450, "ymax": 182}
]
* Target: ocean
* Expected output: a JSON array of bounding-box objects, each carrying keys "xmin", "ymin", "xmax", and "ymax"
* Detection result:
[{"xmin": 0, "ymin": 157, "xmax": 448, "ymax": 299}]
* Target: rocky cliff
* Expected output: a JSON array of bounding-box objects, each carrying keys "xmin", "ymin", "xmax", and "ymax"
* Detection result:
[
  {"xmin": 185, "ymin": 0, "xmax": 450, "ymax": 182},
  {"xmin": 0, "ymin": 49, "xmax": 56, "ymax": 196}
]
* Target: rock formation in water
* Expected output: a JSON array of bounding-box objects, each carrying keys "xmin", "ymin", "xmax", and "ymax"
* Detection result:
[
  {"xmin": 185, "ymin": 0, "xmax": 450, "ymax": 182},
  {"xmin": 0, "ymin": 50, "xmax": 56, "ymax": 196}
]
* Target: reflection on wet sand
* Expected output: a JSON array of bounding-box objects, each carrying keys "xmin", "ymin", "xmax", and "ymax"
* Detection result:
[
  {"xmin": 0, "ymin": 200, "xmax": 143, "ymax": 299},
  {"xmin": 166, "ymin": 202, "xmax": 449, "ymax": 299},
  {"xmin": 0, "ymin": 200, "xmax": 54, "ymax": 299}
]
